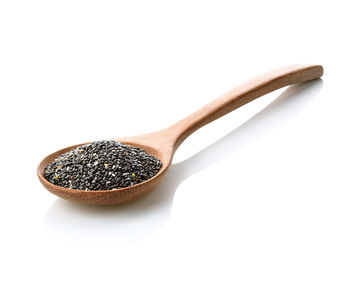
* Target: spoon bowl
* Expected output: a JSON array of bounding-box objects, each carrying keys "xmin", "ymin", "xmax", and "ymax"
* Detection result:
[
  {"xmin": 38, "ymin": 64, "xmax": 323, "ymax": 205},
  {"xmin": 37, "ymin": 134, "xmax": 174, "ymax": 205}
]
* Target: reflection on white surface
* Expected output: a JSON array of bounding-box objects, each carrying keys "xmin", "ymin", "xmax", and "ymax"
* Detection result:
[{"xmin": 44, "ymin": 80, "xmax": 323, "ymax": 248}]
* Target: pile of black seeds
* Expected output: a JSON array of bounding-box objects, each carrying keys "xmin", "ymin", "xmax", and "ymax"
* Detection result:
[{"xmin": 44, "ymin": 140, "xmax": 162, "ymax": 191}]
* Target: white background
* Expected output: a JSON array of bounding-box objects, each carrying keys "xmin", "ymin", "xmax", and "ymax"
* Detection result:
[{"xmin": 0, "ymin": 1, "xmax": 349, "ymax": 280}]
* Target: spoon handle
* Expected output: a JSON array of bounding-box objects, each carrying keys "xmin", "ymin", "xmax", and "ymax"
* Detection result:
[{"xmin": 169, "ymin": 64, "xmax": 323, "ymax": 149}]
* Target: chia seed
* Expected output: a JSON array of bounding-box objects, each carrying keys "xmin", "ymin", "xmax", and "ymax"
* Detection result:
[{"xmin": 44, "ymin": 140, "xmax": 162, "ymax": 191}]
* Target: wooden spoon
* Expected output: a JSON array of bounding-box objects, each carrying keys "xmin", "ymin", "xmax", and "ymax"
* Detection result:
[{"xmin": 37, "ymin": 64, "xmax": 323, "ymax": 205}]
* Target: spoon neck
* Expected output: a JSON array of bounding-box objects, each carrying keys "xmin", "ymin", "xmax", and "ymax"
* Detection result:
[{"xmin": 164, "ymin": 116, "xmax": 207, "ymax": 152}]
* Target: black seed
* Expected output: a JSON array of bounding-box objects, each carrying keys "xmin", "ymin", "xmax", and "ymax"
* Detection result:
[{"xmin": 44, "ymin": 140, "xmax": 162, "ymax": 191}]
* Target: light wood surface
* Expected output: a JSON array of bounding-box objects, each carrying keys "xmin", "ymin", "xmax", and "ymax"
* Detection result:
[{"xmin": 37, "ymin": 64, "xmax": 323, "ymax": 205}]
